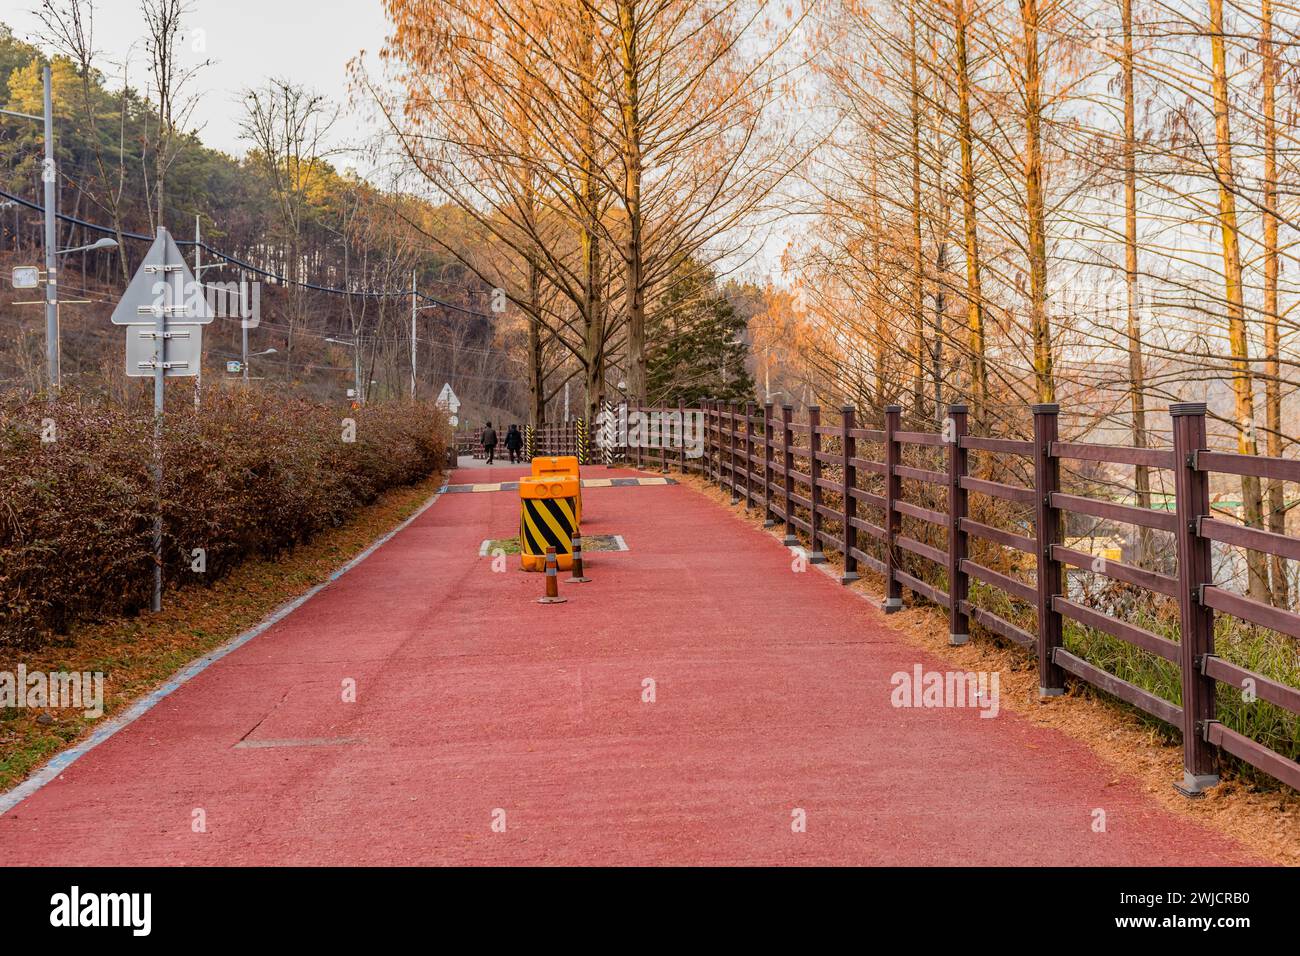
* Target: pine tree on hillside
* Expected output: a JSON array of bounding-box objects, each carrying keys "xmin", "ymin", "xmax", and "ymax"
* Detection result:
[{"xmin": 647, "ymin": 264, "xmax": 754, "ymax": 406}]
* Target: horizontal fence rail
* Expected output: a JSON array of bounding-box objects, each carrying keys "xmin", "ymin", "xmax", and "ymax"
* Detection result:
[
  {"xmin": 657, "ymin": 397, "xmax": 1300, "ymax": 796},
  {"xmin": 454, "ymin": 421, "xmax": 589, "ymax": 462}
]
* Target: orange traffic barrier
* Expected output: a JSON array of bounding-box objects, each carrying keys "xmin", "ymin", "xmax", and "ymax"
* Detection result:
[
  {"xmin": 538, "ymin": 547, "xmax": 566, "ymax": 604},
  {"xmin": 519, "ymin": 474, "xmax": 580, "ymax": 572},
  {"xmin": 531, "ymin": 455, "xmax": 581, "ymax": 523}
]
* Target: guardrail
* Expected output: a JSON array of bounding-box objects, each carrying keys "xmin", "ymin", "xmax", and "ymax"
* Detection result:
[{"xmin": 672, "ymin": 399, "xmax": 1299, "ymax": 795}]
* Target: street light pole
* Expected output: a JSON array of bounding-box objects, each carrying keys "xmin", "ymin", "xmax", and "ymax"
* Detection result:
[
  {"xmin": 194, "ymin": 214, "xmax": 202, "ymax": 407},
  {"xmin": 241, "ymin": 269, "xmax": 250, "ymax": 384},
  {"xmin": 410, "ymin": 269, "xmax": 417, "ymax": 400},
  {"xmin": 43, "ymin": 65, "xmax": 58, "ymax": 390}
]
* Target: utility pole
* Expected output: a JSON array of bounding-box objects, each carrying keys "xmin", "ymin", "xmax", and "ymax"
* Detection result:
[
  {"xmin": 43, "ymin": 65, "xmax": 59, "ymax": 390},
  {"xmin": 194, "ymin": 214, "xmax": 202, "ymax": 407},
  {"xmin": 150, "ymin": 228, "xmax": 172, "ymax": 613},
  {"xmin": 355, "ymin": 342, "xmax": 363, "ymax": 404},
  {"xmin": 241, "ymin": 266, "xmax": 250, "ymax": 384},
  {"xmin": 410, "ymin": 270, "xmax": 417, "ymax": 400}
]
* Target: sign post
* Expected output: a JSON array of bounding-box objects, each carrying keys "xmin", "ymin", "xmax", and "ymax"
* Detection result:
[
  {"xmin": 436, "ymin": 382, "xmax": 460, "ymax": 427},
  {"xmin": 112, "ymin": 227, "xmax": 213, "ymax": 611}
]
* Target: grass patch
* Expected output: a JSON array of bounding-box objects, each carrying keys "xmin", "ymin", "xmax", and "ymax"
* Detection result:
[{"xmin": 485, "ymin": 534, "xmax": 624, "ymax": 555}]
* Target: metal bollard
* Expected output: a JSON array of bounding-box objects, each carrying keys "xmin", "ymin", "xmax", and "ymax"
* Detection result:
[
  {"xmin": 568, "ymin": 533, "xmax": 591, "ymax": 583},
  {"xmin": 538, "ymin": 547, "xmax": 567, "ymax": 604}
]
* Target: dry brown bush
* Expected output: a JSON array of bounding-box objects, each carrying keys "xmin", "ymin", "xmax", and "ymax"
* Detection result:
[{"xmin": 0, "ymin": 387, "xmax": 447, "ymax": 646}]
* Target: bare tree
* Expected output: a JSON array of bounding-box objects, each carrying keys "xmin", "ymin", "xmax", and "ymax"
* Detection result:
[{"xmin": 140, "ymin": 0, "xmax": 208, "ymax": 228}]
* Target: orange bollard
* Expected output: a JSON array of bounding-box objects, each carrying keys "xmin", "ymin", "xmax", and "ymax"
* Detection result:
[
  {"xmin": 568, "ymin": 533, "xmax": 591, "ymax": 583},
  {"xmin": 538, "ymin": 547, "xmax": 567, "ymax": 604}
]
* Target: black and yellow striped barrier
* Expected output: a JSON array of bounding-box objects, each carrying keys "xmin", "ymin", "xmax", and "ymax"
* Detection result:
[
  {"xmin": 531, "ymin": 455, "xmax": 582, "ymax": 524},
  {"xmin": 520, "ymin": 475, "xmax": 580, "ymax": 571}
]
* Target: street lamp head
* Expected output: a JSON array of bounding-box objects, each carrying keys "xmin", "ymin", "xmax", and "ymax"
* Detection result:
[{"xmin": 57, "ymin": 237, "xmax": 119, "ymax": 256}]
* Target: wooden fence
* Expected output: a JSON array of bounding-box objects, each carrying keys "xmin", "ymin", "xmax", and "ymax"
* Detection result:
[
  {"xmin": 454, "ymin": 421, "xmax": 586, "ymax": 460},
  {"xmin": 626, "ymin": 399, "xmax": 1299, "ymax": 794}
]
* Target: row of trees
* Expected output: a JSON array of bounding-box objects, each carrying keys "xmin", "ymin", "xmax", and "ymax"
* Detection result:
[
  {"xmin": 0, "ymin": 8, "xmax": 517, "ymax": 410},
  {"xmin": 780, "ymin": 0, "xmax": 1300, "ymax": 606},
  {"xmin": 368, "ymin": 0, "xmax": 792, "ymax": 423},
  {"xmin": 2, "ymin": 2, "xmax": 759, "ymax": 417}
]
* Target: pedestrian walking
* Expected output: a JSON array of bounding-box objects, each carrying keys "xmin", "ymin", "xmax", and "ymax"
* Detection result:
[
  {"xmin": 505, "ymin": 424, "xmax": 523, "ymax": 464},
  {"xmin": 481, "ymin": 421, "xmax": 498, "ymax": 464}
]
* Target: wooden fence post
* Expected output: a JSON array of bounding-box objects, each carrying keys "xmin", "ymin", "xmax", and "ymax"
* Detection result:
[
  {"xmin": 1032, "ymin": 403, "xmax": 1065, "ymax": 696},
  {"xmin": 946, "ymin": 404, "xmax": 970, "ymax": 645},
  {"xmin": 763, "ymin": 402, "xmax": 776, "ymax": 527},
  {"xmin": 733, "ymin": 403, "xmax": 743, "ymax": 509},
  {"xmin": 632, "ymin": 404, "xmax": 641, "ymax": 469},
  {"xmin": 782, "ymin": 404, "xmax": 797, "ymax": 546},
  {"xmin": 808, "ymin": 406, "xmax": 826, "ymax": 562},
  {"xmin": 703, "ymin": 401, "xmax": 713, "ymax": 482},
  {"xmin": 713, "ymin": 400, "xmax": 722, "ymax": 484},
  {"xmin": 882, "ymin": 405, "xmax": 903, "ymax": 612},
  {"xmin": 841, "ymin": 405, "xmax": 859, "ymax": 584},
  {"xmin": 1171, "ymin": 402, "xmax": 1219, "ymax": 795},
  {"xmin": 660, "ymin": 404, "xmax": 670, "ymax": 474},
  {"xmin": 744, "ymin": 401, "xmax": 755, "ymax": 508},
  {"xmin": 678, "ymin": 399, "xmax": 687, "ymax": 473}
]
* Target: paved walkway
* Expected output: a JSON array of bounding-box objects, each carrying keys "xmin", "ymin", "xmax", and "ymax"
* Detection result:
[{"xmin": 1, "ymin": 464, "xmax": 1257, "ymax": 864}]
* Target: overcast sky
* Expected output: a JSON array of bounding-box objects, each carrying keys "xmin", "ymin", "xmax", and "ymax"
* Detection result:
[{"xmin": 5, "ymin": 0, "xmax": 390, "ymax": 165}]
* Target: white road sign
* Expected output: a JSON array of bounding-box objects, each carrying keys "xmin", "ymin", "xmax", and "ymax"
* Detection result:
[
  {"xmin": 11, "ymin": 266, "xmax": 39, "ymax": 289},
  {"xmin": 125, "ymin": 324, "xmax": 202, "ymax": 378},
  {"xmin": 111, "ymin": 229, "xmax": 214, "ymax": 326},
  {"xmin": 436, "ymin": 383, "xmax": 460, "ymax": 412}
]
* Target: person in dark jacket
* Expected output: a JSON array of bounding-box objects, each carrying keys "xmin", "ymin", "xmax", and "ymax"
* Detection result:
[
  {"xmin": 505, "ymin": 424, "xmax": 524, "ymax": 464},
  {"xmin": 481, "ymin": 422, "xmax": 498, "ymax": 464}
]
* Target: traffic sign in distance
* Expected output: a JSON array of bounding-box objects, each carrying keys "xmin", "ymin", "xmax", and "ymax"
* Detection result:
[
  {"xmin": 125, "ymin": 324, "xmax": 203, "ymax": 378},
  {"xmin": 436, "ymin": 383, "xmax": 460, "ymax": 413},
  {"xmin": 111, "ymin": 228, "xmax": 214, "ymax": 326},
  {"xmin": 226, "ymin": 360, "xmax": 243, "ymax": 374}
]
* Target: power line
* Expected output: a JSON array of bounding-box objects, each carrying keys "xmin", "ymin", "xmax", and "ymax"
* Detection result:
[{"xmin": 0, "ymin": 185, "xmax": 496, "ymax": 318}]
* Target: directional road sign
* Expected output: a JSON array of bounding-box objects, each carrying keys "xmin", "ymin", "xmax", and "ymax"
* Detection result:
[
  {"xmin": 436, "ymin": 382, "xmax": 460, "ymax": 413},
  {"xmin": 111, "ymin": 230, "xmax": 214, "ymax": 326},
  {"xmin": 125, "ymin": 324, "xmax": 202, "ymax": 378}
]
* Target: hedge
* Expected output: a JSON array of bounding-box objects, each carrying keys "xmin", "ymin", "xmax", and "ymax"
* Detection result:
[{"xmin": 0, "ymin": 387, "xmax": 448, "ymax": 647}]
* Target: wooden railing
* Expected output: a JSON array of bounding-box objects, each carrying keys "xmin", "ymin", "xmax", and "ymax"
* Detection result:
[
  {"xmin": 454, "ymin": 421, "xmax": 587, "ymax": 461},
  {"xmin": 663, "ymin": 399, "xmax": 1299, "ymax": 795},
  {"xmin": 526, "ymin": 421, "xmax": 585, "ymax": 460}
]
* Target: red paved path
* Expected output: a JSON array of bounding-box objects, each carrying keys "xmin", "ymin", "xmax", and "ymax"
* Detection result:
[{"xmin": 2, "ymin": 465, "xmax": 1258, "ymax": 864}]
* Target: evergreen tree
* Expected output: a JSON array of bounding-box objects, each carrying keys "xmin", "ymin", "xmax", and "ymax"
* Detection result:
[{"xmin": 647, "ymin": 262, "xmax": 754, "ymax": 406}]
